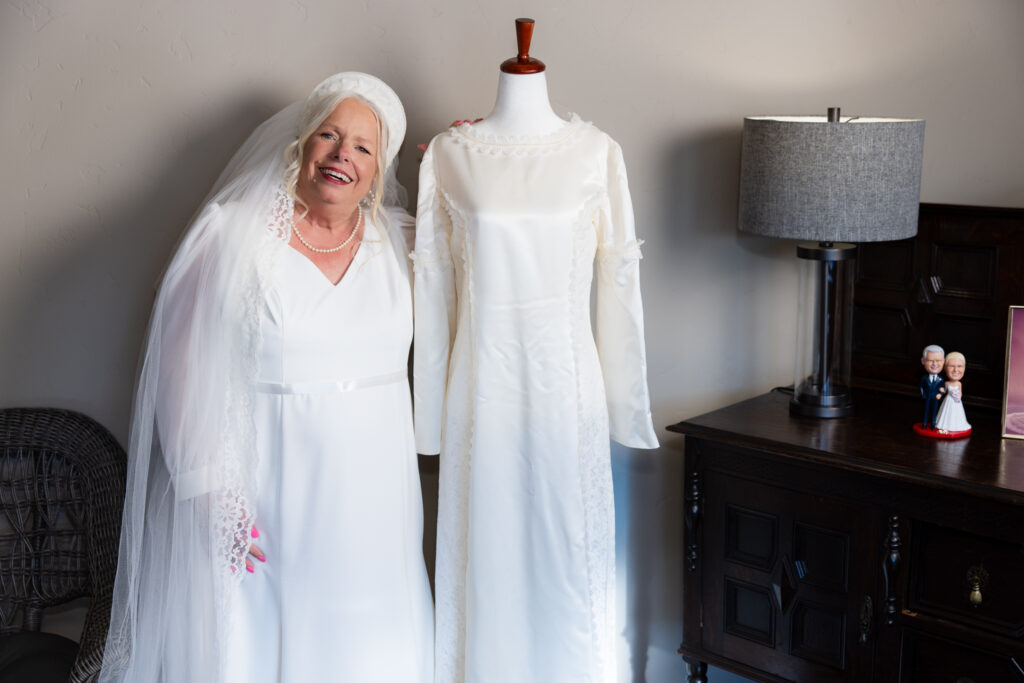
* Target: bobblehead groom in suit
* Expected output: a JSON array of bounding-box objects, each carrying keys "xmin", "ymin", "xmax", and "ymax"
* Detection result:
[{"xmin": 920, "ymin": 345, "xmax": 947, "ymax": 429}]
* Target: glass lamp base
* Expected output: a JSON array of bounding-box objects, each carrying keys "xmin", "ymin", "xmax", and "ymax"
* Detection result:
[
  {"xmin": 791, "ymin": 241, "xmax": 857, "ymax": 420},
  {"xmin": 790, "ymin": 395, "xmax": 855, "ymax": 418}
]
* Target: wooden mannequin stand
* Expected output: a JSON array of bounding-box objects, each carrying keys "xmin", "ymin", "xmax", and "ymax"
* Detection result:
[{"xmin": 501, "ymin": 18, "xmax": 546, "ymax": 74}]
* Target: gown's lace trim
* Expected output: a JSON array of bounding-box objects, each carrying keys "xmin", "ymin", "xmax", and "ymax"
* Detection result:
[
  {"xmin": 433, "ymin": 187, "xmax": 472, "ymax": 683},
  {"xmin": 437, "ymin": 186, "xmax": 468, "ymax": 234},
  {"xmin": 211, "ymin": 185, "xmax": 290, "ymax": 670},
  {"xmin": 266, "ymin": 183, "xmax": 294, "ymax": 243},
  {"xmin": 410, "ymin": 181, "xmax": 459, "ymax": 275},
  {"xmin": 447, "ymin": 114, "xmax": 589, "ymax": 157},
  {"xmin": 570, "ymin": 192, "xmax": 617, "ymax": 683}
]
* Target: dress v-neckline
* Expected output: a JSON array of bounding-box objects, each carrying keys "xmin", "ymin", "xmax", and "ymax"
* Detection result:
[{"xmin": 285, "ymin": 242, "xmax": 364, "ymax": 289}]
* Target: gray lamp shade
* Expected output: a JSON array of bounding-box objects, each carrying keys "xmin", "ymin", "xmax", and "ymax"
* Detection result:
[{"xmin": 738, "ymin": 116, "xmax": 925, "ymax": 242}]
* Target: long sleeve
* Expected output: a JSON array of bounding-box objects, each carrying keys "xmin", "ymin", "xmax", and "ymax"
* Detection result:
[
  {"xmin": 412, "ymin": 141, "xmax": 457, "ymax": 455},
  {"xmin": 595, "ymin": 140, "xmax": 659, "ymax": 449},
  {"xmin": 152, "ymin": 202, "xmax": 227, "ymax": 500}
]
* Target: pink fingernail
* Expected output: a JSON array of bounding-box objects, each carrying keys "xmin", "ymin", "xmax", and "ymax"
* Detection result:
[
  {"xmin": 251, "ymin": 527, "xmax": 259, "ymax": 539},
  {"xmin": 258, "ymin": 555, "xmax": 266, "ymax": 562},
  {"xmin": 246, "ymin": 565, "xmax": 255, "ymax": 574}
]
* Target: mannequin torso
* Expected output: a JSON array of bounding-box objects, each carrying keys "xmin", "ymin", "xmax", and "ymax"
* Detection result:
[{"xmin": 469, "ymin": 71, "xmax": 568, "ymax": 138}]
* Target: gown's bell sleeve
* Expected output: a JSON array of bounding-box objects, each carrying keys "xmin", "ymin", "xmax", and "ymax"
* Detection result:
[
  {"xmin": 154, "ymin": 203, "xmax": 227, "ymax": 500},
  {"xmin": 596, "ymin": 141, "xmax": 660, "ymax": 449},
  {"xmin": 412, "ymin": 141, "xmax": 457, "ymax": 455}
]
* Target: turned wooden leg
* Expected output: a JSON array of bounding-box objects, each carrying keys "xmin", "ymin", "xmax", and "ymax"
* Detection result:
[{"xmin": 683, "ymin": 657, "xmax": 708, "ymax": 683}]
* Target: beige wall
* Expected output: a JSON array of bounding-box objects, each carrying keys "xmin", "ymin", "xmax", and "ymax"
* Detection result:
[{"xmin": 3, "ymin": 1, "xmax": 1023, "ymax": 680}]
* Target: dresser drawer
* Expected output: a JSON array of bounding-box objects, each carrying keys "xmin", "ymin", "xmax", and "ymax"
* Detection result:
[
  {"xmin": 899, "ymin": 630, "xmax": 1024, "ymax": 683},
  {"xmin": 909, "ymin": 522, "xmax": 1024, "ymax": 638}
]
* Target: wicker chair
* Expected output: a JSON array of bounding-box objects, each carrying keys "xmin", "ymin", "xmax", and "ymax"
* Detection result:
[{"xmin": 0, "ymin": 408, "xmax": 126, "ymax": 683}]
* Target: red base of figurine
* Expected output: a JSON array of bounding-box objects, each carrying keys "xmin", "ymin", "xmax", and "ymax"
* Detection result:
[{"xmin": 913, "ymin": 423, "xmax": 971, "ymax": 439}]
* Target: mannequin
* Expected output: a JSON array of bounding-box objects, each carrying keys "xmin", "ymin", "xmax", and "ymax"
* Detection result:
[{"xmin": 469, "ymin": 18, "xmax": 567, "ymax": 138}]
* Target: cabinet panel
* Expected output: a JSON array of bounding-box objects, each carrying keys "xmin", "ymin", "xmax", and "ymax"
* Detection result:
[
  {"xmin": 790, "ymin": 599, "xmax": 847, "ymax": 668},
  {"xmin": 701, "ymin": 462, "xmax": 876, "ymax": 682},
  {"xmin": 794, "ymin": 522, "xmax": 849, "ymax": 593},
  {"xmin": 725, "ymin": 504, "xmax": 777, "ymax": 571},
  {"xmin": 724, "ymin": 578, "xmax": 775, "ymax": 646}
]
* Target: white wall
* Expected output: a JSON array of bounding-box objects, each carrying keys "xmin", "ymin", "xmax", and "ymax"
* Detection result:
[{"xmin": 3, "ymin": 1, "xmax": 1022, "ymax": 681}]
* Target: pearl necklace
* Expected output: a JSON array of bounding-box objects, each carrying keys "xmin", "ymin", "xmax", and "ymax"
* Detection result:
[{"xmin": 293, "ymin": 205, "xmax": 363, "ymax": 254}]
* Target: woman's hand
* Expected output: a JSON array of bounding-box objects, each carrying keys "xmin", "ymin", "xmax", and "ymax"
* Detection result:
[
  {"xmin": 417, "ymin": 118, "xmax": 483, "ymax": 151},
  {"xmin": 245, "ymin": 525, "xmax": 266, "ymax": 573}
]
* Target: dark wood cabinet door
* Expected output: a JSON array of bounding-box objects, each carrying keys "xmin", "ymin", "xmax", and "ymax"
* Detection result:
[{"xmin": 700, "ymin": 461, "xmax": 878, "ymax": 682}]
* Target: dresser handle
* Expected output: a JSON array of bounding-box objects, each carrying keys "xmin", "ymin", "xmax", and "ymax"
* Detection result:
[
  {"xmin": 858, "ymin": 595, "xmax": 873, "ymax": 645},
  {"xmin": 969, "ymin": 582, "xmax": 983, "ymax": 606},
  {"xmin": 685, "ymin": 471, "xmax": 702, "ymax": 572},
  {"xmin": 966, "ymin": 566, "xmax": 989, "ymax": 607}
]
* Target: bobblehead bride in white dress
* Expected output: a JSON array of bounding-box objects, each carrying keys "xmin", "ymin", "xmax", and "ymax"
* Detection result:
[
  {"xmin": 415, "ymin": 19, "xmax": 659, "ymax": 683},
  {"xmin": 100, "ymin": 72, "xmax": 433, "ymax": 682},
  {"xmin": 935, "ymin": 351, "xmax": 971, "ymax": 433}
]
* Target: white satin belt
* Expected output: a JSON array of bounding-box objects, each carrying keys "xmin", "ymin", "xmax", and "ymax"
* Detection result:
[{"xmin": 255, "ymin": 370, "xmax": 407, "ymax": 395}]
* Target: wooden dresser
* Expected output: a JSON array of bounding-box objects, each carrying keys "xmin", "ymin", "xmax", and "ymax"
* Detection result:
[{"xmin": 669, "ymin": 389, "xmax": 1024, "ymax": 683}]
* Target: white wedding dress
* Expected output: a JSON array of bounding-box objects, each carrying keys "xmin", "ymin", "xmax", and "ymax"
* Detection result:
[
  {"xmin": 223, "ymin": 219, "xmax": 434, "ymax": 682},
  {"xmin": 935, "ymin": 383, "xmax": 971, "ymax": 432},
  {"xmin": 414, "ymin": 117, "xmax": 659, "ymax": 683}
]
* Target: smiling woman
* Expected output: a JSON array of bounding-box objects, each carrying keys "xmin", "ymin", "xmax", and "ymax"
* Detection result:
[{"xmin": 99, "ymin": 73, "xmax": 433, "ymax": 683}]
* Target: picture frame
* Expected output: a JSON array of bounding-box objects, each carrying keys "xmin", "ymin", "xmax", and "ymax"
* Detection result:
[{"xmin": 1002, "ymin": 305, "xmax": 1024, "ymax": 439}]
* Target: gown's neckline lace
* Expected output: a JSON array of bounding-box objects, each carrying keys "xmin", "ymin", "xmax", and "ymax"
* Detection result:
[{"xmin": 450, "ymin": 113, "xmax": 587, "ymax": 150}]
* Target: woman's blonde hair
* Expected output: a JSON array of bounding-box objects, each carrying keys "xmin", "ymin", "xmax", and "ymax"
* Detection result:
[
  {"xmin": 945, "ymin": 351, "xmax": 966, "ymax": 365},
  {"xmin": 282, "ymin": 92, "xmax": 390, "ymax": 228}
]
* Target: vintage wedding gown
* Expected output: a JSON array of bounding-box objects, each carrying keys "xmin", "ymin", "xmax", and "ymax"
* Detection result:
[
  {"xmin": 414, "ymin": 116, "xmax": 659, "ymax": 683},
  {"xmin": 222, "ymin": 217, "xmax": 434, "ymax": 682}
]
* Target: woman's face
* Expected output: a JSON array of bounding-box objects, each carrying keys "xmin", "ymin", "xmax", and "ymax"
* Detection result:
[
  {"xmin": 945, "ymin": 356, "xmax": 965, "ymax": 381},
  {"xmin": 298, "ymin": 97, "xmax": 378, "ymax": 211}
]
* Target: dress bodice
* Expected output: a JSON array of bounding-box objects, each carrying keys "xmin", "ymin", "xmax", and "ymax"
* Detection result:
[{"xmin": 258, "ymin": 220, "xmax": 412, "ymax": 385}]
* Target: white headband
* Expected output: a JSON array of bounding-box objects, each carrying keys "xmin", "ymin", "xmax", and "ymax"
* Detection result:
[{"xmin": 303, "ymin": 72, "xmax": 406, "ymax": 165}]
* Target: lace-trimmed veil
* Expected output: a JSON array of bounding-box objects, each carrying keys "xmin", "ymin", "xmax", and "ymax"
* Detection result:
[{"xmin": 100, "ymin": 72, "xmax": 407, "ymax": 682}]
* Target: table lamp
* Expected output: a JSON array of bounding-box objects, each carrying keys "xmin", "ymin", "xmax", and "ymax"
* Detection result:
[{"xmin": 738, "ymin": 109, "xmax": 925, "ymax": 417}]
